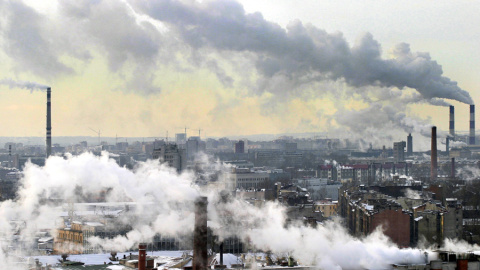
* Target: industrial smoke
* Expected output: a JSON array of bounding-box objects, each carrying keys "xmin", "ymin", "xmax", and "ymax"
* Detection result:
[
  {"xmin": 0, "ymin": 1, "xmax": 476, "ymax": 148},
  {"xmin": 0, "ymin": 79, "xmax": 50, "ymax": 92},
  {"xmin": 0, "ymin": 153, "xmax": 449, "ymax": 269}
]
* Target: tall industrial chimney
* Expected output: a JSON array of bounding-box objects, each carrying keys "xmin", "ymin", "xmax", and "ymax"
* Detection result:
[
  {"xmin": 446, "ymin": 137, "xmax": 450, "ymax": 156},
  {"xmin": 431, "ymin": 126, "xmax": 437, "ymax": 182},
  {"xmin": 451, "ymin": 157, "xmax": 455, "ymax": 179},
  {"xmin": 407, "ymin": 133, "xmax": 413, "ymax": 156},
  {"xmin": 46, "ymin": 87, "xmax": 52, "ymax": 158},
  {"xmin": 449, "ymin": 105, "xmax": 455, "ymax": 138},
  {"xmin": 470, "ymin": 104, "xmax": 475, "ymax": 145},
  {"xmin": 138, "ymin": 243, "xmax": 146, "ymax": 270},
  {"xmin": 193, "ymin": 197, "xmax": 208, "ymax": 270}
]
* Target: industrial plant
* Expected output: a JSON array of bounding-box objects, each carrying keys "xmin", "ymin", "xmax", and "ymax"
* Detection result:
[
  {"xmin": 0, "ymin": 0, "xmax": 478, "ymax": 269},
  {"xmin": 0, "ymin": 95, "xmax": 478, "ymax": 270}
]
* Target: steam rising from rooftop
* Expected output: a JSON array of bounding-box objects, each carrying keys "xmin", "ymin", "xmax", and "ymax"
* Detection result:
[{"xmin": 0, "ymin": 152, "xmax": 466, "ymax": 269}]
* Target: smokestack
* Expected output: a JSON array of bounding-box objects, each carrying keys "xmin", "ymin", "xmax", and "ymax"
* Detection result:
[
  {"xmin": 470, "ymin": 104, "xmax": 476, "ymax": 145},
  {"xmin": 138, "ymin": 243, "xmax": 146, "ymax": 270},
  {"xmin": 446, "ymin": 137, "xmax": 450, "ymax": 156},
  {"xmin": 193, "ymin": 196, "xmax": 208, "ymax": 270},
  {"xmin": 219, "ymin": 242, "xmax": 224, "ymax": 266},
  {"xmin": 431, "ymin": 126, "xmax": 437, "ymax": 182},
  {"xmin": 449, "ymin": 105, "xmax": 455, "ymax": 138},
  {"xmin": 46, "ymin": 87, "xmax": 52, "ymax": 158},
  {"xmin": 9, "ymin": 145, "xmax": 12, "ymax": 168},
  {"xmin": 451, "ymin": 157, "xmax": 455, "ymax": 179},
  {"xmin": 407, "ymin": 133, "xmax": 413, "ymax": 156}
]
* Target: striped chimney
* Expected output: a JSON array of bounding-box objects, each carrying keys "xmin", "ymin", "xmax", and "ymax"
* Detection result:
[{"xmin": 470, "ymin": 104, "xmax": 475, "ymax": 145}]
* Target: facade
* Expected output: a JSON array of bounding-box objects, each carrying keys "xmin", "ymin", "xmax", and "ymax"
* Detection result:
[
  {"xmin": 313, "ymin": 201, "xmax": 338, "ymax": 218},
  {"xmin": 152, "ymin": 143, "xmax": 186, "ymax": 172},
  {"xmin": 393, "ymin": 141, "xmax": 406, "ymax": 162},
  {"xmin": 186, "ymin": 137, "xmax": 206, "ymax": 160},
  {"xmin": 235, "ymin": 140, "xmax": 245, "ymax": 154},
  {"xmin": 340, "ymin": 186, "xmax": 463, "ymax": 247},
  {"xmin": 231, "ymin": 168, "xmax": 270, "ymax": 190}
]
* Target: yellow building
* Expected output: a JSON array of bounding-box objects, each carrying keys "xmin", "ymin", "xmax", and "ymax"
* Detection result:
[{"xmin": 313, "ymin": 201, "xmax": 338, "ymax": 218}]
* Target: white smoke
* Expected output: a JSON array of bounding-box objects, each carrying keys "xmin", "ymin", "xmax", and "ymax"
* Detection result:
[
  {"xmin": 457, "ymin": 166, "xmax": 480, "ymax": 181},
  {"xmin": 0, "ymin": 152, "xmax": 473, "ymax": 269},
  {"xmin": 403, "ymin": 188, "xmax": 421, "ymax": 200},
  {"xmin": 0, "ymin": 78, "xmax": 49, "ymax": 91}
]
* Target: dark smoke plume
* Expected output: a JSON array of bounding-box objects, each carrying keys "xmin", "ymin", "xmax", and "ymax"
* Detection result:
[{"xmin": 131, "ymin": 0, "xmax": 473, "ymax": 104}]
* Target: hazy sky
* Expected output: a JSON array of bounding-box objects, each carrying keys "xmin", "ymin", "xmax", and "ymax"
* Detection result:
[{"xmin": 0, "ymin": 0, "xmax": 478, "ymax": 145}]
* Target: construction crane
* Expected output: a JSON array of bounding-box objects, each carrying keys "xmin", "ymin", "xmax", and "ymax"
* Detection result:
[{"xmin": 89, "ymin": 128, "xmax": 101, "ymax": 145}]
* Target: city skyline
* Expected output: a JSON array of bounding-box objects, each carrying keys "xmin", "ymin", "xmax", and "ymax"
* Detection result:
[{"xmin": 0, "ymin": 0, "xmax": 478, "ymax": 146}]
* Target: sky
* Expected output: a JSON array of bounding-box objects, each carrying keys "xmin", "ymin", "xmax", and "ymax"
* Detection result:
[{"xmin": 0, "ymin": 0, "xmax": 478, "ymax": 147}]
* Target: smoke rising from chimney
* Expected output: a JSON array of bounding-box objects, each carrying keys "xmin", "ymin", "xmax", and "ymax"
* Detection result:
[
  {"xmin": 2, "ymin": 153, "xmax": 473, "ymax": 269},
  {"xmin": 0, "ymin": 79, "xmax": 50, "ymax": 91},
  {"xmin": 130, "ymin": 1, "xmax": 473, "ymax": 105}
]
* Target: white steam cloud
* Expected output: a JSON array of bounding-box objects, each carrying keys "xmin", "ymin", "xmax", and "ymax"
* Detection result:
[{"xmin": 0, "ymin": 152, "xmax": 471, "ymax": 269}]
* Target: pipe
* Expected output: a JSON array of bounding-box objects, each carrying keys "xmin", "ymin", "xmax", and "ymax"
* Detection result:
[
  {"xmin": 46, "ymin": 87, "xmax": 52, "ymax": 158},
  {"xmin": 138, "ymin": 243, "xmax": 146, "ymax": 270},
  {"xmin": 446, "ymin": 137, "xmax": 450, "ymax": 156},
  {"xmin": 449, "ymin": 105, "xmax": 455, "ymax": 138},
  {"xmin": 193, "ymin": 197, "xmax": 208, "ymax": 270},
  {"xmin": 431, "ymin": 126, "xmax": 437, "ymax": 182},
  {"xmin": 470, "ymin": 104, "xmax": 475, "ymax": 145}
]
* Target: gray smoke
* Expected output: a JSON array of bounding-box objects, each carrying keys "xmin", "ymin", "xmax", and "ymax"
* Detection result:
[
  {"xmin": 0, "ymin": 78, "xmax": 49, "ymax": 91},
  {"xmin": 0, "ymin": 0, "xmax": 472, "ymax": 104},
  {"xmin": 131, "ymin": 0, "xmax": 473, "ymax": 104}
]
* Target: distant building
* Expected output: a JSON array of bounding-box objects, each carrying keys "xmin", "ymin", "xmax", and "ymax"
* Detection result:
[
  {"xmin": 285, "ymin": 142, "xmax": 297, "ymax": 154},
  {"xmin": 152, "ymin": 143, "xmax": 186, "ymax": 172},
  {"xmin": 235, "ymin": 140, "xmax": 245, "ymax": 154},
  {"xmin": 175, "ymin": 133, "xmax": 186, "ymax": 145},
  {"xmin": 230, "ymin": 168, "xmax": 270, "ymax": 190},
  {"xmin": 393, "ymin": 141, "xmax": 406, "ymax": 162},
  {"xmin": 407, "ymin": 134, "xmax": 413, "ymax": 156},
  {"xmin": 313, "ymin": 201, "xmax": 338, "ymax": 218},
  {"xmin": 186, "ymin": 137, "xmax": 206, "ymax": 160}
]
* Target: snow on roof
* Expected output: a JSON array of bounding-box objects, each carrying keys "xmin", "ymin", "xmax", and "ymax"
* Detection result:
[
  {"xmin": 214, "ymin": 253, "xmax": 241, "ymax": 268},
  {"xmin": 33, "ymin": 251, "xmax": 185, "ymax": 266},
  {"xmin": 85, "ymin": 222, "xmax": 104, "ymax": 227},
  {"xmin": 362, "ymin": 203, "xmax": 374, "ymax": 211},
  {"xmin": 38, "ymin": 237, "xmax": 53, "ymax": 243}
]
